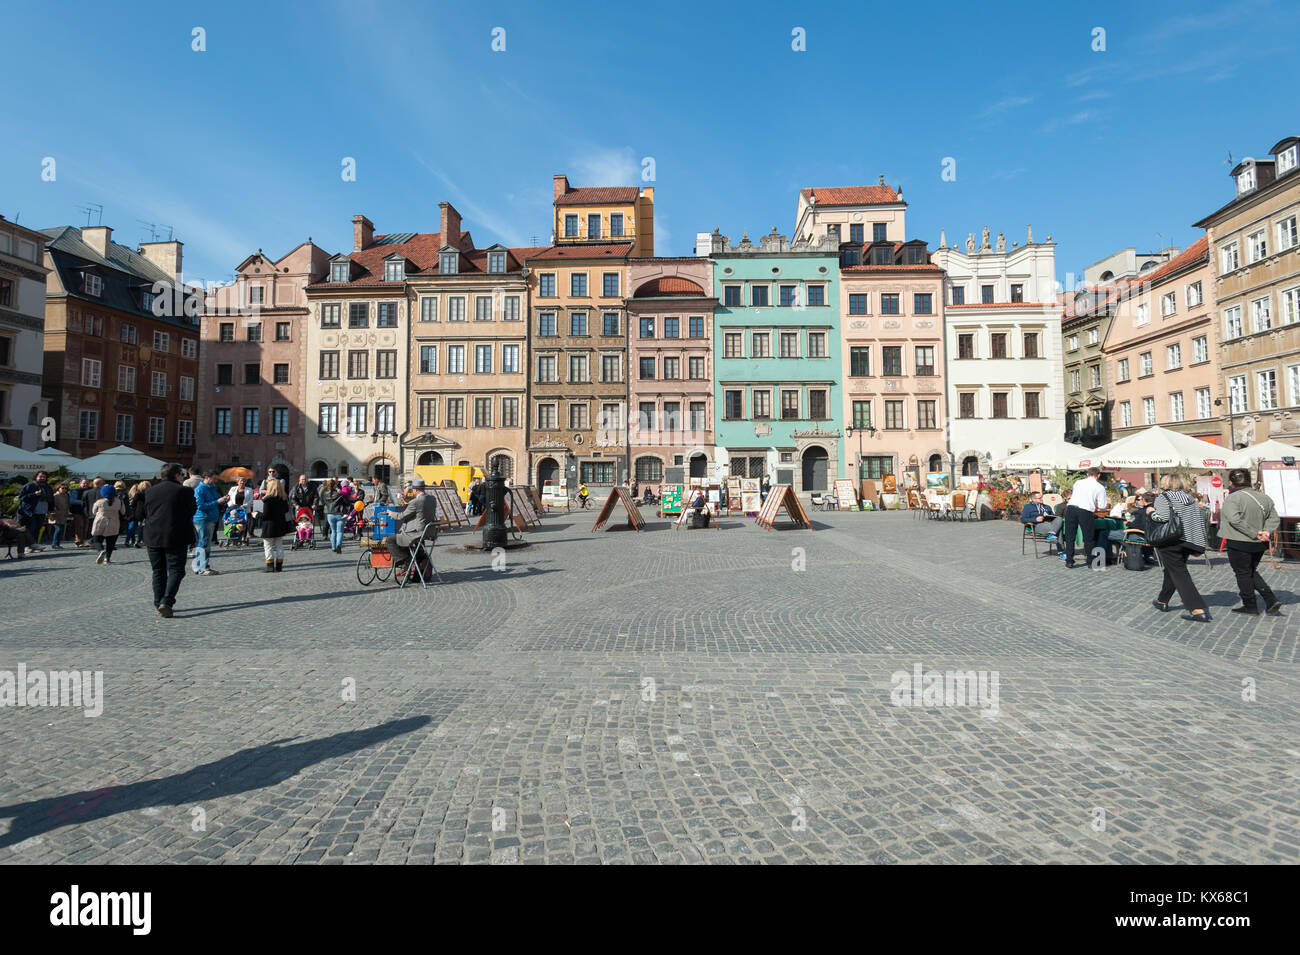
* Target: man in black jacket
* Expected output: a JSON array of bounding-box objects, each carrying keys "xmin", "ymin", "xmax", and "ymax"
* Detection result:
[
  {"xmin": 289, "ymin": 474, "xmax": 318, "ymax": 525},
  {"xmin": 143, "ymin": 463, "xmax": 197, "ymax": 618}
]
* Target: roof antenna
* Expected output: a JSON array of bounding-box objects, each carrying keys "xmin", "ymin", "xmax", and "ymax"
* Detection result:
[{"xmin": 77, "ymin": 202, "xmax": 103, "ymax": 226}]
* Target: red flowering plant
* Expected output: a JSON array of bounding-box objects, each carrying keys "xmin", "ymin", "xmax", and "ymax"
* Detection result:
[{"xmin": 980, "ymin": 475, "xmax": 1029, "ymax": 519}]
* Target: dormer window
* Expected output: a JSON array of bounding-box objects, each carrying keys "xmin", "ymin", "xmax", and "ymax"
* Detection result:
[
  {"xmin": 1237, "ymin": 165, "xmax": 1257, "ymax": 194},
  {"xmin": 488, "ymin": 251, "xmax": 506, "ymax": 274},
  {"xmin": 384, "ymin": 259, "xmax": 404, "ymax": 282},
  {"xmin": 330, "ymin": 261, "xmax": 350, "ymax": 283},
  {"xmin": 141, "ymin": 290, "xmax": 154, "ymax": 312},
  {"xmin": 83, "ymin": 273, "xmax": 103, "ymax": 297},
  {"xmin": 440, "ymin": 251, "xmax": 458, "ymax": 275},
  {"xmin": 1277, "ymin": 146, "xmax": 1298, "ymax": 176}
]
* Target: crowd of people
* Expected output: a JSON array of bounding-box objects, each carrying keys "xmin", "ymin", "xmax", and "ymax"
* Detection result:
[{"xmin": 1021, "ymin": 467, "xmax": 1285, "ymax": 623}]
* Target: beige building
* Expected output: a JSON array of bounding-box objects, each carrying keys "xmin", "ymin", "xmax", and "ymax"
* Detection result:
[
  {"xmin": 403, "ymin": 202, "xmax": 541, "ymax": 480},
  {"xmin": 303, "ymin": 215, "xmax": 414, "ymax": 482},
  {"xmin": 1102, "ymin": 237, "xmax": 1226, "ymax": 444},
  {"xmin": 1193, "ymin": 135, "xmax": 1300, "ymax": 449}
]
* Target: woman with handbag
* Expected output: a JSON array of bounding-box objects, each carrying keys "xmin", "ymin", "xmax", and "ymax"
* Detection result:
[
  {"xmin": 1219, "ymin": 469, "xmax": 1283, "ymax": 615},
  {"xmin": 1149, "ymin": 473, "xmax": 1211, "ymax": 622}
]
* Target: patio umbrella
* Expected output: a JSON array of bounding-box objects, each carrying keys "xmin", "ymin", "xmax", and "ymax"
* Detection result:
[
  {"xmin": 0, "ymin": 441, "xmax": 59, "ymax": 475},
  {"xmin": 1087, "ymin": 426, "xmax": 1231, "ymax": 470},
  {"xmin": 995, "ymin": 437, "xmax": 1092, "ymax": 471},
  {"xmin": 30, "ymin": 446, "xmax": 83, "ymax": 469},
  {"xmin": 219, "ymin": 466, "xmax": 255, "ymax": 482},
  {"xmin": 1225, "ymin": 438, "xmax": 1300, "ymax": 467},
  {"xmin": 72, "ymin": 445, "xmax": 167, "ymax": 481}
]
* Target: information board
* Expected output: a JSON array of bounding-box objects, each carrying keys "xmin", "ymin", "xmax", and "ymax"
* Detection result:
[
  {"xmin": 1260, "ymin": 460, "xmax": 1300, "ymax": 518},
  {"xmin": 833, "ymin": 479, "xmax": 858, "ymax": 511},
  {"xmin": 659, "ymin": 484, "xmax": 684, "ymax": 516},
  {"xmin": 741, "ymin": 478, "xmax": 761, "ymax": 515}
]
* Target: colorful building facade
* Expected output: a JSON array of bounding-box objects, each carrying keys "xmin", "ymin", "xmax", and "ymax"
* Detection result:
[
  {"xmin": 707, "ymin": 228, "xmax": 842, "ymax": 490},
  {"xmin": 625, "ymin": 257, "xmax": 717, "ymax": 483}
]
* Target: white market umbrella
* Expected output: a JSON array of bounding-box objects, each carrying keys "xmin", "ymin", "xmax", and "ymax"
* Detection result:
[
  {"xmin": 72, "ymin": 445, "xmax": 167, "ymax": 481},
  {"xmin": 996, "ymin": 437, "xmax": 1092, "ymax": 471},
  {"xmin": 1226, "ymin": 438, "xmax": 1300, "ymax": 467},
  {"xmin": 30, "ymin": 446, "xmax": 83, "ymax": 469},
  {"xmin": 0, "ymin": 441, "xmax": 57, "ymax": 475},
  {"xmin": 1087, "ymin": 425, "xmax": 1232, "ymax": 470}
]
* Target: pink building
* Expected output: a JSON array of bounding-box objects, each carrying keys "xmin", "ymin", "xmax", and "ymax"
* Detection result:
[
  {"xmin": 625, "ymin": 258, "xmax": 717, "ymax": 483},
  {"xmin": 196, "ymin": 241, "xmax": 331, "ymax": 477}
]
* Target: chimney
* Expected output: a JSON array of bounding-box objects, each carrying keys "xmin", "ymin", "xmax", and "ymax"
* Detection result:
[
  {"xmin": 140, "ymin": 240, "xmax": 183, "ymax": 280},
  {"xmin": 553, "ymin": 174, "xmax": 570, "ymax": 201},
  {"xmin": 439, "ymin": 202, "xmax": 462, "ymax": 250},
  {"xmin": 83, "ymin": 225, "xmax": 113, "ymax": 258},
  {"xmin": 352, "ymin": 215, "xmax": 374, "ymax": 252}
]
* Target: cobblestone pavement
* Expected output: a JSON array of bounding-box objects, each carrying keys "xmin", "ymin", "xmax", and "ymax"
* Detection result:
[{"xmin": 2, "ymin": 508, "xmax": 1298, "ymax": 864}]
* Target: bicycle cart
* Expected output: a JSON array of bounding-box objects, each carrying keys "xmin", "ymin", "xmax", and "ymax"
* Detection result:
[{"xmin": 355, "ymin": 503, "xmax": 397, "ymax": 586}]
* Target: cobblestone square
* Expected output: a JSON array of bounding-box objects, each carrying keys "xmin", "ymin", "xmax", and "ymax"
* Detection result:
[{"xmin": 2, "ymin": 510, "xmax": 1297, "ymax": 864}]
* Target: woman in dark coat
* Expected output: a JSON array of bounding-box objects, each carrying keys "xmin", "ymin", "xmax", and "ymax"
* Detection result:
[{"xmin": 259, "ymin": 480, "xmax": 293, "ymax": 572}]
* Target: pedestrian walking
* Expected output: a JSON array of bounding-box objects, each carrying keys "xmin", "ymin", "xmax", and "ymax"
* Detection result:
[
  {"xmin": 260, "ymin": 479, "xmax": 292, "ymax": 572},
  {"xmin": 49, "ymin": 483, "xmax": 70, "ymax": 548},
  {"xmin": 124, "ymin": 481, "xmax": 149, "ymax": 547},
  {"xmin": 69, "ymin": 478, "xmax": 90, "ymax": 546},
  {"xmin": 143, "ymin": 464, "xmax": 197, "ymax": 618},
  {"xmin": 1219, "ymin": 468, "xmax": 1283, "ymax": 616},
  {"xmin": 289, "ymin": 473, "xmax": 317, "ymax": 517},
  {"xmin": 91, "ymin": 484, "xmax": 127, "ymax": 564},
  {"xmin": 192, "ymin": 471, "xmax": 226, "ymax": 576},
  {"xmin": 16, "ymin": 471, "xmax": 54, "ymax": 551},
  {"xmin": 321, "ymin": 478, "xmax": 349, "ymax": 553},
  {"xmin": 1149, "ymin": 473, "xmax": 1212, "ymax": 623},
  {"xmin": 1060, "ymin": 467, "xmax": 1109, "ymax": 568}
]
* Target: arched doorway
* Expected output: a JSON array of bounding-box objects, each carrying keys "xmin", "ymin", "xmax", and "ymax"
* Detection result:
[
  {"xmin": 689, "ymin": 453, "xmax": 707, "ymax": 478},
  {"xmin": 801, "ymin": 446, "xmax": 828, "ymax": 491},
  {"xmin": 310, "ymin": 460, "xmax": 329, "ymax": 479},
  {"xmin": 928, "ymin": 454, "xmax": 944, "ymax": 473},
  {"xmin": 537, "ymin": 457, "xmax": 559, "ymax": 489},
  {"xmin": 417, "ymin": 451, "xmax": 443, "ymax": 467},
  {"xmin": 370, "ymin": 459, "xmax": 391, "ymax": 483},
  {"xmin": 961, "ymin": 456, "xmax": 980, "ymax": 476}
]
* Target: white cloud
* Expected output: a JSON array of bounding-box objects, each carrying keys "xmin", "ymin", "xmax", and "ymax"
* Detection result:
[
  {"xmin": 978, "ymin": 95, "xmax": 1033, "ymax": 118},
  {"xmin": 569, "ymin": 146, "xmax": 640, "ymax": 186}
]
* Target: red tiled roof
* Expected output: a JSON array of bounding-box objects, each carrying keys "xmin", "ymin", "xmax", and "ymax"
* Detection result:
[
  {"xmin": 306, "ymin": 231, "xmax": 535, "ymax": 289},
  {"xmin": 801, "ymin": 185, "xmax": 901, "ymax": 206},
  {"xmin": 554, "ymin": 186, "xmax": 640, "ymax": 206},
  {"xmin": 633, "ymin": 276, "xmax": 707, "ymax": 297},
  {"xmin": 527, "ymin": 242, "xmax": 634, "ymax": 261}
]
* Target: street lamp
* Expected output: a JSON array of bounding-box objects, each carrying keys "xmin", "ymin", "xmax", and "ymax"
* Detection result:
[
  {"xmin": 1214, "ymin": 397, "xmax": 1240, "ymax": 449},
  {"xmin": 370, "ymin": 428, "xmax": 394, "ymax": 483},
  {"xmin": 844, "ymin": 425, "xmax": 876, "ymax": 480}
]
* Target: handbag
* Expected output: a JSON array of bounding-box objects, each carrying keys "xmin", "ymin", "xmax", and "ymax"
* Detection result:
[{"xmin": 1147, "ymin": 492, "xmax": 1183, "ymax": 548}]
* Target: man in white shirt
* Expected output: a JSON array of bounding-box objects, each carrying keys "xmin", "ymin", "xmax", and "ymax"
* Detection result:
[{"xmin": 1061, "ymin": 467, "xmax": 1109, "ymax": 568}]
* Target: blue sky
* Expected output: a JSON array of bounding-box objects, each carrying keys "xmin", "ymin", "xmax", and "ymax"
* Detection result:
[{"xmin": 4, "ymin": 0, "xmax": 1296, "ymax": 288}]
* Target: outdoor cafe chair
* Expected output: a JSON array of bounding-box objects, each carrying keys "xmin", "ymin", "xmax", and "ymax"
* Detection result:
[{"xmin": 950, "ymin": 491, "xmax": 967, "ymax": 522}]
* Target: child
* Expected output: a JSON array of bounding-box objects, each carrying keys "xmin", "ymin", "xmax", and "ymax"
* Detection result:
[{"xmin": 296, "ymin": 511, "xmax": 313, "ymax": 545}]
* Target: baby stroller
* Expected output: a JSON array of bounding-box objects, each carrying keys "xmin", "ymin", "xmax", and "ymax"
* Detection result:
[
  {"xmin": 291, "ymin": 507, "xmax": 316, "ymax": 550},
  {"xmin": 222, "ymin": 505, "xmax": 251, "ymax": 547}
]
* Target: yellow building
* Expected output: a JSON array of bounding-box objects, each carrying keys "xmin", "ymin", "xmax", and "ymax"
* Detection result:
[{"xmin": 551, "ymin": 175, "xmax": 654, "ymax": 257}]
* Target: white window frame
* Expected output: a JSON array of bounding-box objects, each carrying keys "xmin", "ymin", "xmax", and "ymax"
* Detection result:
[
  {"xmin": 447, "ymin": 344, "xmax": 465, "ymax": 374},
  {"xmin": 1224, "ymin": 305, "xmax": 1243, "ymax": 339},
  {"xmin": 1283, "ymin": 287, "xmax": 1300, "ymax": 326},
  {"xmin": 1248, "ymin": 229, "xmax": 1268, "ymax": 263},
  {"xmin": 1257, "ymin": 369, "xmax": 1278, "ymax": 411},
  {"xmin": 114, "ymin": 413, "xmax": 133, "ymax": 443},
  {"xmin": 1277, "ymin": 215, "xmax": 1298, "ymax": 252},
  {"xmin": 1142, "ymin": 397, "xmax": 1156, "ymax": 425},
  {"xmin": 179, "ymin": 376, "xmax": 194, "ymax": 401},
  {"xmin": 384, "ymin": 259, "xmax": 404, "ymax": 282},
  {"xmin": 447, "ymin": 296, "xmax": 466, "ymax": 322},
  {"xmin": 1192, "ymin": 335, "xmax": 1208, "ymax": 364},
  {"xmin": 502, "ymin": 343, "xmax": 520, "ymax": 373},
  {"xmin": 1161, "ymin": 291, "xmax": 1176, "ymax": 316},
  {"xmin": 83, "ymin": 274, "xmax": 103, "ymax": 296},
  {"xmin": 148, "ymin": 416, "xmax": 165, "ymax": 445},
  {"xmin": 1169, "ymin": 392, "xmax": 1184, "ymax": 422},
  {"xmin": 1221, "ymin": 241, "xmax": 1240, "ymax": 273},
  {"xmin": 1252, "ymin": 296, "xmax": 1272, "ymax": 332},
  {"xmin": 1289, "ymin": 364, "xmax": 1300, "ymax": 407},
  {"xmin": 151, "ymin": 370, "xmax": 167, "ymax": 397},
  {"xmin": 1186, "ymin": 281, "xmax": 1203, "ymax": 307},
  {"xmin": 1117, "ymin": 358, "xmax": 1129, "ymax": 382},
  {"xmin": 1119, "ymin": 401, "xmax": 1132, "ymax": 429},
  {"xmin": 153, "ymin": 331, "xmax": 170, "ymax": 352},
  {"xmin": 178, "ymin": 419, "xmax": 193, "ymax": 446},
  {"xmin": 1165, "ymin": 343, "xmax": 1181, "ymax": 370},
  {"xmin": 81, "ymin": 358, "xmax": 101, "ymax": 388},
  {"xmin": 118, "ymin": 364, "xmax": 136, "ymax": 393},
  {"xmin": 1196, "ymin": 387, "xmax": 1212, "ymax": 420},
  {"xmin": 1139, "ymin": 352, "xmax": 1153, "ymax": 377},
  {"xmin": 419, "ymin": 296, "xmax": 438, "ymax": 322},
  {"xmin": 1229, "ymin": 374, "xmax": 1248, "ymax": 414},
  {"xmin": 1135, "ymin": 303, "xmax": 1149, "ymax": 327}
]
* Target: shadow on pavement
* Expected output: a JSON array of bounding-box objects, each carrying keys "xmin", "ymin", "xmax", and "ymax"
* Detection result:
[{"xmin": 0, "ymin": 715, "xmax": 433, "ymax": 850}]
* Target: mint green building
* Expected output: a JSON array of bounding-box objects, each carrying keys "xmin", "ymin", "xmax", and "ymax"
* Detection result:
[{"xmin": 705, "ymin": 228, "xmax": 842, "ymax": 491}]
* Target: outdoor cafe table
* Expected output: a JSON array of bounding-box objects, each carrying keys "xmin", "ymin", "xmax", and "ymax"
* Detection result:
[{"xmin": 928, "ymin": 493, "xmax": 970, "ymax": 518}]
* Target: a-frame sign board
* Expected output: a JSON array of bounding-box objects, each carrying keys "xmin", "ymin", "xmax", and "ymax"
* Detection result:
[
  {"xmin": 428, "ymin": 486, "xmax": 468, "ymax": 529},
  {"xmin": 755, "ymin": 485, "xmax": 814, "ymax": 530},
  {"xmin": 510, "ymin": 487, "xmax": 543, "ymax": 526},
  {"xmin": 592, "ymin": 487, "xmax": 646, "ymax": 531}
]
